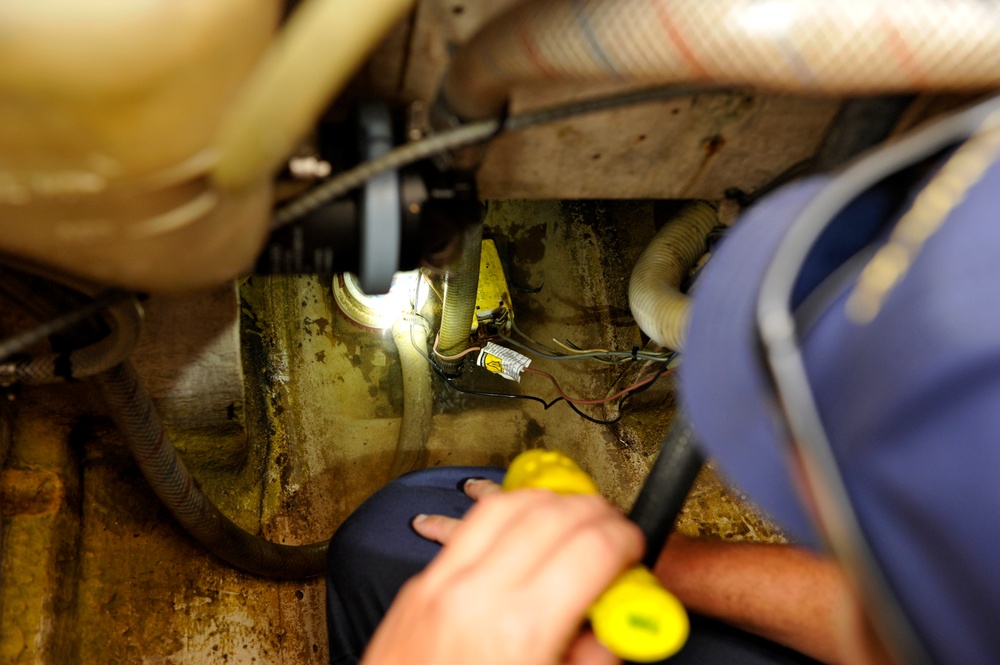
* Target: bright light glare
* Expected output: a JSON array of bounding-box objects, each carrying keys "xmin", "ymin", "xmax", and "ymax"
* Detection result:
[
  {"xmin": 733, "ymin": 0, "xmax": 796, "ymax": 36},
  {"xmin": 341, "ymin": 271, "xmax": 420, "ymax": 329}
]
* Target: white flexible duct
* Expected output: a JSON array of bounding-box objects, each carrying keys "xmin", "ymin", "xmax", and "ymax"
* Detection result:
[
  {"xmin": 389, "ymin": 319, "xmax": 433, "ymax": 479},
  {"xmin": 628, "ymin": 202, "xmax": 718, "ymax": 351},
  {"xmin": 444, "ymin": 0, "xmax": 1000, "ymax": 120}
]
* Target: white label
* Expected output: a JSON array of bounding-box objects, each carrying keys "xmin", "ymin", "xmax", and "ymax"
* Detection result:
[{"xmin": 477, "ymin": 343, "xmax": 532, "ymax": 382}]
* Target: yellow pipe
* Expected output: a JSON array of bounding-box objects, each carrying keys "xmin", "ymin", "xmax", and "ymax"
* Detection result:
[{"xmin": 212, "ymin": 0, "xmax": 415, "ymax": 191}]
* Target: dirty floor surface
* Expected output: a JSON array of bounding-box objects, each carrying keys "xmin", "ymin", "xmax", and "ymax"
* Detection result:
[{"xmin": 1, "ymin": 201, "xmax": 780, "ymax": 664}]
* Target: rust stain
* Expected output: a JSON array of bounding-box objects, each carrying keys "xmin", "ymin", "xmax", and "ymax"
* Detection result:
[
  {"xmin": 1, "ymin": 469, "xmax": 65, "ymax": 517},
  {"xmin": 679, "ymin": 134, "xmax": 728, "ymax": 196},
  {"xmin": 704, "ymin": 133, "xmax": 727, "ymax": 157}
]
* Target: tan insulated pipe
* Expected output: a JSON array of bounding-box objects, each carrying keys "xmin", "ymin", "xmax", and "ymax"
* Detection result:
[
  {"xmin": 628, "ymin": 202, "xmax": 718, "ymax": 351},
  {"xmin": 212, "ymin": 0, "xmax": 415, "ymax": 190},
  {"xmin": 444, "ymin": 0, "xmax": 1000, "ymax": 120},
  {"xmin": 389, "ymin": 319, "xmax": 433, "ymax": 479},
  {"xmin": 438, "ymin": 224, "xmax": 484, "ymax": 358}
]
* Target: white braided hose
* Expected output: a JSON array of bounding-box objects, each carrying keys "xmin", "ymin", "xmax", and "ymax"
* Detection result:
[
  {"xmin": 445, "ymin": 0, "xmax": 1000, "ymax": 120},
  {"xmin": 628, "ymin": 202, "xmax": 718, "ymax": 351}
]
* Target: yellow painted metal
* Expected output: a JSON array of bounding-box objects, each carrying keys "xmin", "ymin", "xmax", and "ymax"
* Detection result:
[{"xmin": 472, "ymin": 239, "xmax": 514, "ymax": 336}]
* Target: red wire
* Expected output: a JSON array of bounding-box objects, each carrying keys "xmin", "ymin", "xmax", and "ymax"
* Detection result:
[
  {"xmin": 523, "ymin": 367, "xmax": 672, "ymax": 405},
  {"xmin": 433, "ymin": 333, "xmax": 482, "ymax": 361}
]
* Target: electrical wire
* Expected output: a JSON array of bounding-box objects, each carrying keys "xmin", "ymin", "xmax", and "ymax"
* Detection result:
[
  {"xmin": 0, "ymin": 289, "xmax": 131, "ymax": 362},
  {"xmin": 432, "ymin": 332, "xmax": 481, "ymax": 361},
  {"xmin": 510, "ymin": 318, "xmax": 562, "ymax": 355},
  {"xmin": 553, "ymin": 337, "xmax": 674, "ymax": 361},
  {"xmin": 524, "ymin": 366, "xmax": 672, "ymax": 405},
  {"xmin": 437, "ymin": 373, "xmax": 564, "ymax": 410},
  {"xmin": 273, "ymin": 84, "xmax": 726, "ymax": 227},
  {"xmin": 407, "ymin": 314, "xmax": 676, "ymax": 423},
  {"xmin": 422, "ymin": 273, "xmax": 444, "ymax": 303},
  {"xmin": 565, "ymin": 400, "xmax": 623, "ymax": 426},
  {"xmin": 508, "ymin": 320, "xmax": 674, "ymax": 363},
  {"xmin": 549, "ymin": 338, "xmax": 610, "ymax": 356},
  {"xmin": 273, "ymin": 121, "xmax": 498, "ymax": 228},
  {"xmin": 499, "ymin": 334, "xmax": 671, "ymax": 364},
  {"xmin": 564, "ymin": 360, "xmax": 674, "ymax": 425},
  {"xmin": 406, "ymin": 315, "xmax": 562, "ymax": 409}
]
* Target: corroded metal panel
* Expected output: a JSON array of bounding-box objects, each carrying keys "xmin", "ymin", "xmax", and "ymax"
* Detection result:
[
  {"xmin": 478, "ymin": 90, "xmax": 840, "ymax": 200},
  {"xmin": 359, "ymin": 0, "xmax": 843, "ymax": 200}
]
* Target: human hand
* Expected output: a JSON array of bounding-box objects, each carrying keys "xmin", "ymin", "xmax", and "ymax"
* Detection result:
[{"xmin": 359, "ymin": 479, "xmax": 643, "ymax": 665}]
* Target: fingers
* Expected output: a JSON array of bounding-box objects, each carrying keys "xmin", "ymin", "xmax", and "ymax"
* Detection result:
[
  {"xmin": 411, "ymin": 513, "xmax": 461, "ymax": 545},
  {"xmin": 476, "ymin": 493, "xmax": 631, "ymax": 585},
  {"xmin": 563, "ymin": 631, "xmax": 622, "ymax": 665},
  {"xmin": 409, "ymin": 479, "xmax": 502, "ymax": 546},
  {"xmin": 531, "ymin": 508, "xmax": 645, "ymax": 638},
  {"xmin": 463, "ymin": 477, "xmax": 502, "ymax": 500},
  {"xmin": 406, "ymin": 479, "xmax": 511, "ymax": 560},
  {"xmin": 419, "ymin": 490, "xmax": 553, "ymax": 587},
  {"xmin": 375, "ymin": 485, "xmax": 647, "ymax": 665}
]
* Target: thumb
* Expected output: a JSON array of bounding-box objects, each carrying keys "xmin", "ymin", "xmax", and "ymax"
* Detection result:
[
  {"xmin": 563, "ymin": 630, "xmax": 622, "ymax": 665},
  {"xmin": 411, "ymin": 513, "xmax": 463, "ymax": 545}
]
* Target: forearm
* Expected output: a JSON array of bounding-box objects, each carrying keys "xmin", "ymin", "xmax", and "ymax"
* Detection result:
[{"xmin": 654, "ymin": 535, "xmax": 853, "ymax": 665}]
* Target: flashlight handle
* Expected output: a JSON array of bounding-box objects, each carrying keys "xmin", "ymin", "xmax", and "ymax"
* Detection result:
[{"xmin": 502, "ymin": 450, "xmax": 690, "ymax": 662}]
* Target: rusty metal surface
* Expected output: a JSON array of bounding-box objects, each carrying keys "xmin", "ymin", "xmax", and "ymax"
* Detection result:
[
  {"xmin": 0, "ymin": 390, "xmax": 82, "ymax": 665},
  {"xmin": 0, "ymin": 470, "xmax": 65, "ymax": 518},
  {"xmin": 675, "ymin": 463, "xmax": 786, "ymax": 544},
  {"xmin": 478, "ymin": 91, "xmax": 840, "ymax": 200},
  {"xmin": 353, "ymin": 0, "xmax": 843, "ymax": 200},
  {"xmin": 131, "ymin": 285, "xmax": 248, "ymax": 471}
]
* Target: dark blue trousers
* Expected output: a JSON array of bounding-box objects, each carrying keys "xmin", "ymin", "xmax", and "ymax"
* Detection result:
[{"xmin": 325, "ymin": 467, "xmax": 819, "ymax": 665}]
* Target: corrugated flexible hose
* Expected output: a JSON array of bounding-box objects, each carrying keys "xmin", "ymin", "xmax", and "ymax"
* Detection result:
[
  {"xmin": 1, "ymin": 297, "xmax": 143, "ymax": 385},
  {"xmin": 96, "ymin": 362, "xmax": 329, "ymax": 578},
  {"xmin": 628, "ymin": 202, "xmax": 718, "ymax": 351},
  {"xmin": 443, "ymin": 0, "xmax": 1000, "ymax": 120},
  {"xmin": 437, "ymin": 224, "xmax": 483, "ymax": 359}
]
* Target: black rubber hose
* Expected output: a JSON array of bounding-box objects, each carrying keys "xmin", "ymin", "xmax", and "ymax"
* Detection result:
[
  {"xmin": 629, "ymin": 409, "xmax": 705, "ymax": 569},
  {"xmin": 3, "ymin": 297, "xmax": 143, "ymax": 384},
  {"xmin": 0, "ymin": 290, "xmax": 130, "ymax": 363},
  {"xmin": 95, "ymin": 361, "xmax": 329, "ymax": 579}
]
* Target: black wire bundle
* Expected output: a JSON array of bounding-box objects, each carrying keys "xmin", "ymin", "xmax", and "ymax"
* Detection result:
[{"xmin": 408, "ymin": 319, "xmax": 675, "ymax": 425}]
